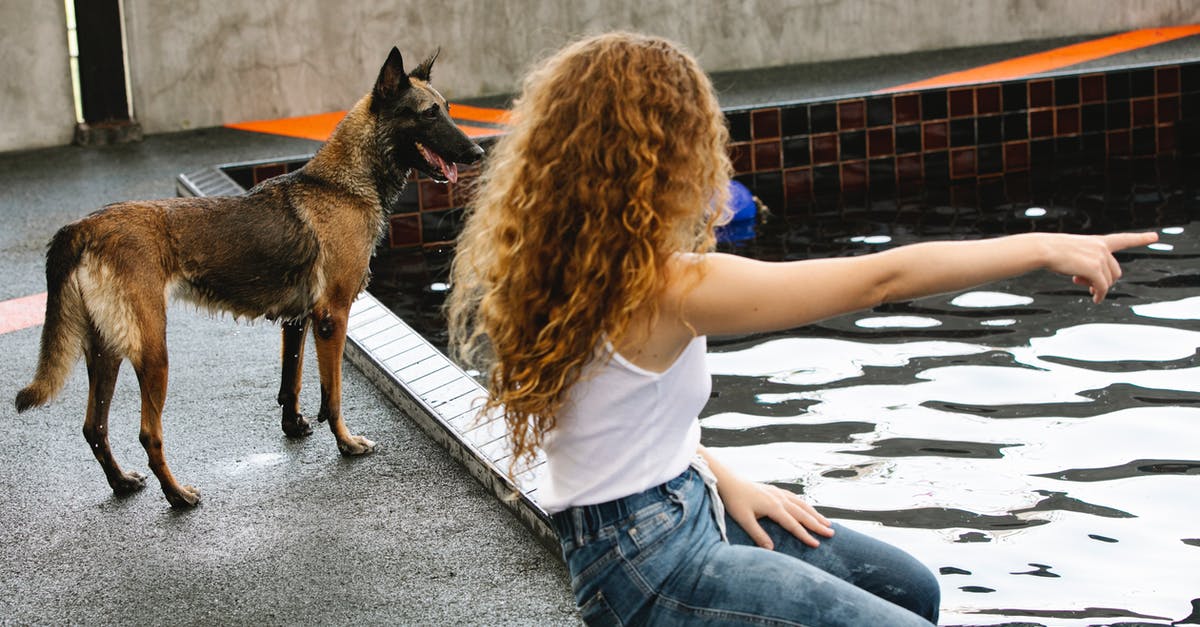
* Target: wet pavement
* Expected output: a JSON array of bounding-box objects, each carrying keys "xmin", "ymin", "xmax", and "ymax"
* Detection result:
[{"xmin": 0, "ymin": 129, "xmax": 577, "ymax": 625}]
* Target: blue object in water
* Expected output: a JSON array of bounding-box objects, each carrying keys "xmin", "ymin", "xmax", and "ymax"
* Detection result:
[
  {"xmin": 717, "ymin": 180, "xmax": 757, "ymax": 243},
  {"xmin": 727, "ymin": 180, "xmax": 757, "ymax": 223}
]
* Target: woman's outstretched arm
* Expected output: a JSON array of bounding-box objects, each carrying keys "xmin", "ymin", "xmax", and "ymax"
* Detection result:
[{"xmin": 676, "ymin": 231, "xmax": 1159, "ymax": 338}]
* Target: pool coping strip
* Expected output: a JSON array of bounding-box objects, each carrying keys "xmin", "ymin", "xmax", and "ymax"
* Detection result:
[{"xmin": 342, "ymin": 292, "xmax": 557, "ymax": 552}]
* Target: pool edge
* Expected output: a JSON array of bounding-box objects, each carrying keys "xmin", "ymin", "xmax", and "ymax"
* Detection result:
[{"xmin": 342, "ymin": 293, "xmax": 558, "ymax": 554}]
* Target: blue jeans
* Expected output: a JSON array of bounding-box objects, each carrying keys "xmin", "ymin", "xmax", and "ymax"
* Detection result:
[{"xmin": 550, "ymin": 467, "xmax": 940, "ymax": 626}]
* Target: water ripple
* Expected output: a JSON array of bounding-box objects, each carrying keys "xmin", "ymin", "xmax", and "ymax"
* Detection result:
[
  {"xmin": 1133, "ymin": 295, "xmax": 1200, "ymax": 320},
  {"xmin": 815, "ymin": 506, "xmax": 1050, "ymax": 531},
  {"xmin": 923, "ymin": 383, "xmax": 1200, "ymax": 419},
  {"xmin": 700, "ymin": 421, "xmax": 874, "ymax": 447},
  {"xmin": 839, "ymin": 437, "xmax": 1020, "ymax": 459},
  {"xmin": 1027, "ymin": 323, "xmax": 1200, "ymax": 363},
  {"xmin": 1033, "ymin": 459, "xmax": 1200, "ymax": 482},
  {"xmin": 967, "ymin": 606, "xmax": 1175, "ymax": 622},
  {"xmin": 1012, "ymin": 490, "xmax": 1134, "ymax": 519},
  {"xmin": 950, "ymin": 291, "xmax": 1035, "ymax": 308}
]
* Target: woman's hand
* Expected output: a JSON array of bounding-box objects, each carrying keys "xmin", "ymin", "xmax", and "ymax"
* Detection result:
[
  {"xmin": 699, "ymin": 446, "xmax": 834, "ymax": 550},
  {"xmin": 1040, "ymin": 232, "xmax": 1159, "ymax": 303},
  {"xmin": 719, "ymin": 474, "xmax": 835, "ymax": 550}
]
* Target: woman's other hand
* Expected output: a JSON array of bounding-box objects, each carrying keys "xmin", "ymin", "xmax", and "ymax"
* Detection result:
[{"xmin": 720, "ymin": 475, "xmax": 835, "ymax": 550}]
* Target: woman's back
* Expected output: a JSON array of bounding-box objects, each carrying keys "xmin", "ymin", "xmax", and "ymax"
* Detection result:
[
  {"xmin": 537, "ymin": 335, "xmax": 709, "ymax": 512},
  {"xmin": 446, "ymin": 33, "xmax": 731, "ymax": 479}
]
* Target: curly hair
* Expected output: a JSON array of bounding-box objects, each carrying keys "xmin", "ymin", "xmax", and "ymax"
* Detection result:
[{"xmin": 446, "ymin": 32, "xmax": 731, "ymax": 478}]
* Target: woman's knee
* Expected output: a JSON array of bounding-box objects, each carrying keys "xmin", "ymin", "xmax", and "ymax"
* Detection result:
[
  {"xmin": 824, "ymin": 523, "xmax": 939, "ymax": 622},
  {"xmin": 729, "ymin": 519, "xmax": 939, "ymax": 623}
]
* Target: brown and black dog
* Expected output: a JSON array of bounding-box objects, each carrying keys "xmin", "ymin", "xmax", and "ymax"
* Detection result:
[{"xmin": 15, "ymin": 48, "xmax": 482, "ymax": 508}]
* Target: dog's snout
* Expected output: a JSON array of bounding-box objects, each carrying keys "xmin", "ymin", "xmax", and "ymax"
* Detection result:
[{"xmin": 462, "ymin": 144, "xmax": 485, "ymax": 164}]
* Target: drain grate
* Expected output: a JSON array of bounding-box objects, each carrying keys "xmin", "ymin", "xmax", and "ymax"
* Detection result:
[{"xmin": 176, "ymin": 165, "xmax": 246, "ymax": 198}]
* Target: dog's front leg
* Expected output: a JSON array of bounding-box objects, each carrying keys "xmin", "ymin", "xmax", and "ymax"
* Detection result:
[
  {"xmin": 277, "ymin": 318, "xmax": 314, "ymax": 438},
  {"xmin": 312, "ymin": 305, "xmax": 376, "ymax": 455}
]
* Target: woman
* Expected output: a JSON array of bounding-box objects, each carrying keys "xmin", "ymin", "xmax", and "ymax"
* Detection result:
[{"xmin": 447, "ymin": 32, "xmax": 1156, "ymax": 626}]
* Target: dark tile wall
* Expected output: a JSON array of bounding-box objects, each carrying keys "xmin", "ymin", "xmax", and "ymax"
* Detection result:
[
  {"xmin": 227, "ymin": 157, "xmax": 309, "ymax": 190},
  {"xmin": 231, "ymin": 61, "xmax": 1199, "ymax": 249},
  {"xmin": 728, "ymin": 62, "xmax": 1199, "ymax": 214},
  {"xmin": 387, "ymin": 154, "xmax": 485, "ymax": 249}
]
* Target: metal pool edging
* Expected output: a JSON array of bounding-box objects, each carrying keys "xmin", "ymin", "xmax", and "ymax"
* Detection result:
[{"xmin": 342, "ymin": 292, "xmax": 556, "ymax": 551}]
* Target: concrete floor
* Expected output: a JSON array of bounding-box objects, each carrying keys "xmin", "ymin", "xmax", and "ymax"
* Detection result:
[{"xmin": 0, "ymin": 129, "xmax": 578, "ymax": 625}]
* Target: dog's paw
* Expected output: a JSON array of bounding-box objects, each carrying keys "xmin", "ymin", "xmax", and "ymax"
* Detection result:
[
  {"xmin": 337, "ymin": 435, "xmax": 377, "ymax": 456},
  {"xmin": 165, "ymin": 485, "xmax": 202, "ymax": 509},
  {"xmin": 282, "ymin": 414, "xmax": 314, "ymax": 438},
  {"xmin": 110, "ymin": 470, "xmax": 147, "ymax": 496}
]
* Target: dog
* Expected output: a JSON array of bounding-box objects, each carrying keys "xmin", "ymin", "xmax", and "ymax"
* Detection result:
[{"xmin": 15, "ymin": 47, "xmax": 483, "ymax": 508}]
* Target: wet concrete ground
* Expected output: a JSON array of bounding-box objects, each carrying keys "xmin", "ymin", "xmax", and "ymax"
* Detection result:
[{"xmin": 0, "ymin": 129, "xmax": 577, "ymax": 625}]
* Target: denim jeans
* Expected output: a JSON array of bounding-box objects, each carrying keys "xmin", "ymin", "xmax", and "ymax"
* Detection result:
[{"xmin": 550, "ymin": 466, "xmax": 940, "ymax": 626}]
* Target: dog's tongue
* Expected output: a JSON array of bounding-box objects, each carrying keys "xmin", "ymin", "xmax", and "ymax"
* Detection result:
[{"xmin": 418, "ymin": 144, "xmax": 458, "ymax": 184}]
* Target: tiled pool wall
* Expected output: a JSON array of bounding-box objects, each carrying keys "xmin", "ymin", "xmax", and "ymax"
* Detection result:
[{"xmin": 727, "ymin": 62, "xmax": 1200, "ymax": 216}]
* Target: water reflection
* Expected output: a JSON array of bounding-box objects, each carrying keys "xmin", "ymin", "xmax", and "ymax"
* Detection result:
[
  {"xmin": 950, "ymin": 291, "xmax": 1035, "ymax": 308},
  {"xmin": 1133, "ymin": 295, "xmax": 1200, "ymax": 320},
  {"xmin": 855, "ymin": 315, "xmax": 942, "ymax": 328},
  {"xmin": 700, "ymin": 159, "xmax": 1200, "ymax": 624},
  {"xmin": 704, "ymin": 307, "xmax": 1200, "ymax": 624}
]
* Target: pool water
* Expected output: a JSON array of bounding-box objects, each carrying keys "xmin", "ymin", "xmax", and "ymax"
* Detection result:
[{"xmin": 370, "ymin": 155, "xmax": 1200, "ymax": 625}]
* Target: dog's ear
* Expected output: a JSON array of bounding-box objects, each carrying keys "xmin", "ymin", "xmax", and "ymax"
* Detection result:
[
  {"xmin": 373, "ymin": 47, "xmax": 411, "ymax": 102},
  {"xmin": 410, "ymin": 48, "xmax": 439, "ymax": 82}
]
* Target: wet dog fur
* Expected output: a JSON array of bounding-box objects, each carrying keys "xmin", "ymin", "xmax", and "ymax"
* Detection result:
[{"xmin": 15, "ymin": 48, "xmax": 483, "ymax": 508}]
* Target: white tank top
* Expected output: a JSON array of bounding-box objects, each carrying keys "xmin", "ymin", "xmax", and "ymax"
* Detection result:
[{"xmin": 536, "ymin": 335, "xmax": 711, "ymax": 513}]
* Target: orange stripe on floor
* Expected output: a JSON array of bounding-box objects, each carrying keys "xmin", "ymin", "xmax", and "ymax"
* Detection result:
[
  {"xmin": 880, "ymin": 24, "xmax": 1200, "ymax": 93},
  {"xmin": 225, "ymin": 104, "xmax": 512, "ymax": 142},
  {"xmin": 226, "ymin": 111, "xmax": 348, "ymax": 142},
  {"xmin": 448, "ymin": 104, "xmax": 513, "ymax": 125},
  {"xmin": 0, "ymin": 292, "xmax": 47, "ymax": 335},
  {"xmin": 455, "ymin": 123, "xmax": 507, "ymax": 138}
]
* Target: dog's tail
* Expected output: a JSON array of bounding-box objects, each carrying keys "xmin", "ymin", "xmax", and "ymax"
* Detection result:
[{"xmin": 15, "ymin": 224, "xmax": 89, "ymax": 412}]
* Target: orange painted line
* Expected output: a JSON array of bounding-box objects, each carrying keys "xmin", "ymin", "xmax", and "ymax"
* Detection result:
[
  {"xmin": 0, "ymin": 292, "xmax": 47, "ymax": 335},
  {"xmin": 879, "ymin": 24, "xmax": 1200, "ymax": 93},
  {"xmin": 459, "ymin": 123, "xmax": 507, "ymax": 139},
  {"xmin": 448, "ymin": 104, "xmax": 512, "ymax": 125},
  {"xmin": 226, "ymin": 111, "xmax": 348, "ymax": 142},
  {"xmin": 225, "ymin": 102, "xmax": 512, "ymax": 142}
]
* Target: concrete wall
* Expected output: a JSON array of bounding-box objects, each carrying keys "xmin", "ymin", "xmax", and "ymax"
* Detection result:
[
  {"xmin": 0, "ymin": 2, "xmax": 76, "ymax": 151},
  {"xmin": 2, "ymin": 0, "xmax": 1198, "ymax": 151}
]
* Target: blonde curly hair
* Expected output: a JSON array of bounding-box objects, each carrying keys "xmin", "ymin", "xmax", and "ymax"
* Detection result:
[{"xmin": 446, "ymin": 32, "xmax": 731, "ymax": 477}]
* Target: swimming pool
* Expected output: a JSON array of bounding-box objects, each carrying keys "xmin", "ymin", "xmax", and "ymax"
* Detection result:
[
  {"xmin": 366, "ymin": 152, "xmax": 1200, "ymax": 625},
  {"xmin": 699, "ymin": 156, "xmax": 1199, "ymax": 624}
]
